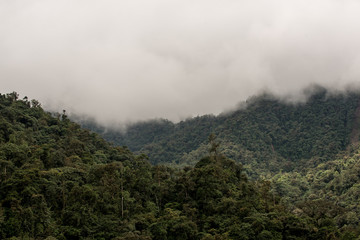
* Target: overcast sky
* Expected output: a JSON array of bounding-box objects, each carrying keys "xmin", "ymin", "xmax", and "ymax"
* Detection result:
[{"xmin": 2, "ymin": 0, "xmax": 360, "ymax": 126}]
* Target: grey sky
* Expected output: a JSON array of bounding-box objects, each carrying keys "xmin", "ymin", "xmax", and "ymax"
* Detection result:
[{"xmin": 2, "ymin": 0, "xmax": 360, "ymax": 125}]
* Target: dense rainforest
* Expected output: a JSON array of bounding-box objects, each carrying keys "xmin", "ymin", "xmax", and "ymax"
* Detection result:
[
  {"xmin": 81, "ymin": 87, "xmax": 359, "ymax": 176},
  {"xmin": 1, "ymin": 90, "xmax": 360, "ymax": 239}
]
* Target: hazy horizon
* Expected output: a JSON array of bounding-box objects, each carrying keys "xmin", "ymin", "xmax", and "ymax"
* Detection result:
[{"xmin": 2, "ymin": 0, "xmax": 360, "ymax": 126}]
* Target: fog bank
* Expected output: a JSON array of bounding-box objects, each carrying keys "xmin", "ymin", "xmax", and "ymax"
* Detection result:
[{"xmin": 2, "ymin": 0, "xmax": 360, "ymax": 126}]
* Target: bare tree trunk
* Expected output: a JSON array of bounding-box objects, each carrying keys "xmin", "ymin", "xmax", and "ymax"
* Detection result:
[{"xmin": 121, "ymin": 166, "xmax": 124, "ymax": 218}]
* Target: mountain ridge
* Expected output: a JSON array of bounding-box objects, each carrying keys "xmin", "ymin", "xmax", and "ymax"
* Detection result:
[
  {"xmin": 79, "ymin": 88, "xmax": 360, "ymax": 177},
  {"xmin": 2, "ymin": 91, "xmax": 360, "ymax": 239}
]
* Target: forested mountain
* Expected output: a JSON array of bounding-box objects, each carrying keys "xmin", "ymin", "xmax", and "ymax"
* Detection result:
[
  {"xmin": 2, "ymin": 91, "xmax": 360, "ymax": 239},
  {"xmin": 81, "ymin": 87, "xmax": 360, "ymax": 177}
]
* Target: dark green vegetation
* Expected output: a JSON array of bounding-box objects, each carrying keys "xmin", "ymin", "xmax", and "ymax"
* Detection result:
[
  {"xmin": 1, "ymin": 91, "xmax": 360, "ymax": 239},
  {"xmin": 83, "ymin": 88, "xmax": 359, "ymax": 176}
]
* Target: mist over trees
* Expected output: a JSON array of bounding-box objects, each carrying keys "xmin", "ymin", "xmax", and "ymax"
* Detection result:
[
  {"xmin": 83, "ymin": 88, "xmax": 359, "ymax": 176},
  {"xmin": 3, "ymin": 1, "xmax": 360, "ymax": 239}
]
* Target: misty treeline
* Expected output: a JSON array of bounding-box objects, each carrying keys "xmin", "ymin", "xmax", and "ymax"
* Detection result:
[
  {"xmin": 83, "ymin": 88, "xmax": 358, "ymax": 175},
  {"xmin": 1, "ymin": 91, "xmax": 360, "ymax": 239}
]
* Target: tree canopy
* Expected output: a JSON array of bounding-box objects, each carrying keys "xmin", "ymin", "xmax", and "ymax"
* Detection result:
[{"xmin": 1, "ymin": 91, "xmax": 360, "ymax": 239}]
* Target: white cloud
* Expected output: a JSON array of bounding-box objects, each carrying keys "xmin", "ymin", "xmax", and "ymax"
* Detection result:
[{"xmin": 2, "ymin": 0, "xmax": 360, "ymax": 125}]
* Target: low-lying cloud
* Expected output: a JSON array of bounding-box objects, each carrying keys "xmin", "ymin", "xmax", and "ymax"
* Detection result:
[{"xmin": 2, "ymin": 0, "xmax": 360, "ymax": 126}]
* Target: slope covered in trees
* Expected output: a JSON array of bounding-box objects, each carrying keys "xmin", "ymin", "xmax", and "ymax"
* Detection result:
[
  {"xmin": 2, "ymin": 91, "xmax": 359, "ymax": 239},
  {"xmin": 82, "ymin": 87, "xmax": 360, "ymax": 177}
]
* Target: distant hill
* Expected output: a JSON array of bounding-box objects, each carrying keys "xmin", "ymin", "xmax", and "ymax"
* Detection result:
[{"xmin": 79, "ymin": 87, "xmax": 360, "ymax": 177}]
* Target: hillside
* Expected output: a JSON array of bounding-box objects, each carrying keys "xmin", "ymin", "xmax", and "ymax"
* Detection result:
[
  {"xmin": 2, "ymin": 91, "xmax": 360, "ymax": 239},
  {"xmin": 81, "ymin": 88, "xmax": 360, "ymax": 177}
]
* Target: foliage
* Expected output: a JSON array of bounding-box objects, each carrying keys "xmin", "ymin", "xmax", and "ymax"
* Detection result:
[
  {"xmin": 83, "ymin": 87, "xmax": 360, "ymax": 178},
  {"xmin": 1, "ymin": 91, "xmax": 359, "ymax": 239}
]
